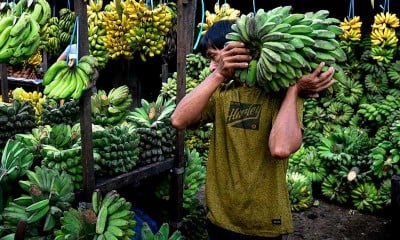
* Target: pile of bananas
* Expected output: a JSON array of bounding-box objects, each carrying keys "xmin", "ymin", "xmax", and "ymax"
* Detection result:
[
  {"xmin": 388, "ymin": 60, "xmax": 400, "ymax": 88},
  {"xmin": 122, "ymin": 0, "xmax": 175, "ymax": 62},
  {"xmin": 92, "ymin": 125, "xmax": 139, "ymax": 176},
  {"xmin": 350, "ymin": 182, "xmax": 384, "ymax": 213},
  {"xmin": 41, "ymin": 99, "xmax": 80, "ymax": 125},
  {"xmin": 43, "ymin": 55, "xmax": 98, "ymax": 100},
  {"xmin": 87, "ymin": 0, "xmax": 109, "ymax": 69},
  {"xmin": 0, "ymin": 139, "xmax": 33, "ymax": 185},
  {"xmin": 226, "ymin": 6, "xmax": 347, "ymax": 92},
  {"xmin": 0, "ymin": 100, "xmax": 36, "ymax": 147},
  {"xmin": 198, "ymin": 3, "xmax": 241, "ymax": 35},
  {"xmin": 340, "ymin": 16, "xmax": 362, "ymax": 42},
  {"xmin": 12, "ymin": 87, "xmax": 46, "ymax": 121},
  {"xmin": 91, "ymin": 85, "xmax": 132, "ymax": 126},
  {"xmin": 13, "ymin": 0, "xmax": 51, "ymax": 26},
  {"xmin": 162, "ymin": 2, "xmax": 178, "ymax": 61},
  {"xmin": 127, "ymin": 95, "xmax": 176, "ymax": 164},
  {"xmin": 103, "ymin": 0, "xmax": 133, "ymax": 60},
  {"xmin": 2, "ymin": 166, "xmax": 75, "ymax": 237},
  {"xmin": 0, "ymin": 12, "xmax": 41, "ymax": 64},
  {"xmin": 370, "ymin": 11, "xmax": 400, "ymax": 63}
]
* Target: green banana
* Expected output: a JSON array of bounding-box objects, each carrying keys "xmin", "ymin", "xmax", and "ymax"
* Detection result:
[
  {"xmin": 43, "ymin": 60, "xmax": 68, "ymax": 85},
  {"xmin": 96, "ymin": 205, "xmax": 108, "ymax": 234},
  {"xmin": 27, "ymin": 204, "xmax": 50, "ymax": 223},
  {"xmin": 0, "ymin": 25, "xmax": 12, "ymax": 49},
  {"xmin": 25, "ymin": 198, "xmax": 50, "ymax": 212},
  {"xmin": 247, "ymin": 59, "xmax": 257, "ymax": 87}
]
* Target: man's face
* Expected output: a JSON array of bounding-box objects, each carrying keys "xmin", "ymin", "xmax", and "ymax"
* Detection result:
[{"xmin": 205, "ymin": 48, "xmax": 222, "ymax": 72}]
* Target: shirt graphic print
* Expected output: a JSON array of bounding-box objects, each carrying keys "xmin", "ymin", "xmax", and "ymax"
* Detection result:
[{"xmin": 226, "ymin": 101, "xmax": 262, "ymax": 130}]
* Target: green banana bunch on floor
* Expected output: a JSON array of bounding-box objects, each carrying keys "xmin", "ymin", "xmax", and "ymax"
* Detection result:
[
  {"xmin": 0, "ymin": 139, "xmax": 33, "ymax": 184},
  {"xmin": 351, "ymin": 182, "xmax": 383, "ymax": 213},
  {"xmin": 226, "ymin": 6, "xmax": 347, "ymax": 92},
  {"xmin": 92, "ymin": 190, "xmax": 136, "ymax": 239},
  {"xmin": 43, "ymin": 55, "xmax": 98, "ymax": 100},
  {"xmin": 0, "ymin": 12, "xmax": 41, "ymax": 64},
  {"xmin": 286, "ymin": 171, "xmax": 313, "ymax": 212},
  {"xmin": 141, "ymin": 222, "xmax": 182, "ymax": 240},
  {"xmin": 91, "ymin": 85, "xmax": 132, "ymax": 126},
  {"xmin": 87, "ymin": 0, "xmax": 109, "ymax": 69}
]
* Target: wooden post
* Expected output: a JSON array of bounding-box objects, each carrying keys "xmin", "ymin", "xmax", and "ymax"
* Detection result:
[
  {"xmin": 74, "ymin": 0, "xmax": 95, "ymax": 202},
  {"xmin": 170, "ymin": 0, "xmax": 197, "ymax": 230},
  {"xmin": 0, "ymin": 64, "xmax": 9, "ymax": 103}
]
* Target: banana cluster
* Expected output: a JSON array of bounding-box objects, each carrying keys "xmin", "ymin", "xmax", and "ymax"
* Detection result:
[
  {"xmin": 226, "ymin": 6, "xmax": 346, "ymax": 92},
  {"xmin": 2, "ymin": 166, "xmax": 75, "ymax": 236},
  {"xmin": 198, "ymin": 3, "xmax": 241, "ymax": 35},
  {"xmin": 14, "ymin": 0, "xmax": 51, "ymax": 26},
  {"xmin": 286, "ymin": 171, "xmax": 313, "ymax": 212},
  {"xmin": 0, "ymin": 12, "xmax": 41, "ymax": 64},
  {"xmin": 91, "ymin": 85, "xmax": 132, "ymax": 126},
  {"xmin": 43, "ymin": 55, "xmax": 98, "ymax": 100},
  {"xmin": 340, "ymin": 16, "xmax": 362, "ymax": 41},
  {"xmin": 92, "ymin": 190, "xmax": 136, "ymax": 239},
  {"xmin": 0, "ymin": 100, "xmax": 36, "ymax": 146},
  {"xmin": 26, "ymin": 50, "xmax": 43, "ymax": 67},
  {"xmin": 40, "ymin": 16, "xmax": 62, "ymax": 54},
  {"xmin": 87, "ymin": 0, "xmax": 109, "ymax": 69},
  {"xmin": 0, "ymin": 139, "xmax": 33, "ymax": 184},
  {"xmin": 123, "ymin": 0, "xmax": 175, "ymax": 62},
  {"xmin": 351, "ymin": 182, "xmax": 383, "ymax": 213},
  {"xmin": 12, "ymin": 87, "xmax": 46, "ymax": 120},
  {"xmin": 370, "ymin": 12, "xmax": 399, "ymax": 63},
  {"xmin": 41, "ymin": 99, "xmax": 80, "ymax": 125},
  {"xmin": 92, "ymin": 125, "xmax": 139, "ymax": 176},
  {"xmin": 102, "ymin": 0, "xmax": 133, "ymax": 59},
  {"xmin": 58, "ymin": 8, "xmax": 76, "ymax": 48}
]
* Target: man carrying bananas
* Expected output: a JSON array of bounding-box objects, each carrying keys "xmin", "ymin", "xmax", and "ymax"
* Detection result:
[{"xmin": 171, "ymin": 20, "xmax": 335, "ymax": 239}]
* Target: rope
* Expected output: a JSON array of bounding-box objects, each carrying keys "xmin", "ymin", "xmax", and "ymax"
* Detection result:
[
  {"xmin": 193, "ymin": 0, "xmax": 205, "ymax": 50},
  {"xmin": 66, "ymin": 16, "xmax": 79, "ymax": 65},
  {"xmin": 347, "ymin": 0, "xmax": 355, "ymax": 20},
  {"xmin": 380, "ymin": 0, "xmax": 390, "ymax": 12}
]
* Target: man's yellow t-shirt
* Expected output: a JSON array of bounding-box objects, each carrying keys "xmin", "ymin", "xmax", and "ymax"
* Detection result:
[{"xmin": 200, "ymin": 85, "xmax": 304, "ymax": 237}]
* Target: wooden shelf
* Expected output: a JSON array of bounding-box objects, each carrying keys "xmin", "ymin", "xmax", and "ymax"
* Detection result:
[{"xmin": 94, "ymin": 158, "xmax": 175, "ymax": 193}]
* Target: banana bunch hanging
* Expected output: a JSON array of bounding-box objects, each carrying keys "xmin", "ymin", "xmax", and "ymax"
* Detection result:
[
  {"xmin": 103, "ymin": 0, "xmax": 133, "ymax": 59},
  {"xmin": 123, "ymin": 0, "xmax": 174, "ymax": 62},
  {"xmin": 370, "ymin": 12, "xmax": 399, "ymax": 63},
  {"xmin": 40, "ymin": 16, "xmax": 62, "ymax": 54},
  {"xmin": 198, "ymin": 3, "xmax": 241, "ymax": 35},
  {"xmin": 340, "ymin": 16, "xmax": 362, "ymax": 41},
  {"xmin": 87, "ymin": 0, "xmax": 109, "ymax": 69}
]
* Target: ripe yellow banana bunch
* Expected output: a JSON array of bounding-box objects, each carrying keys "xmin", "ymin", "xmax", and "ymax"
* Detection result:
[
  {"xmin": 26, "ymin": 50, "xmax": 43, "ymax": 66},
  {"xmin": 372, "ymin": 12, "xmax": 400, "ymax": 29},
  {"xmin": 340, "ymin": 16, "xmax": 362, "ymax": 41},
  {"xmin": 371, "ymin": 27, "xmax": 398, "ymax": 47},
  {"xmin": 103, "ymin": 0, "xmax": 133, "ymax": 59},
  {"xmin": 123, "ymin": 0, "xmax": 173, "ymax": 61},
  {"xmin": 198, "ymin": 3, "xmax": 240, "ymax": 35},
  {"xmin": 87, "ymin": 0, "xmax": 108, "ymax": 69}
]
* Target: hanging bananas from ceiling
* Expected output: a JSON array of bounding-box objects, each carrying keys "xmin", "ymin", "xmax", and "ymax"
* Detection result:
[
  {"xmin": 370, "ymin": 12, "xmax": 399, "ymax": 63},
  {"xmin": 198, "ymin": 2, "xmax": 241, "ymax": 35}
]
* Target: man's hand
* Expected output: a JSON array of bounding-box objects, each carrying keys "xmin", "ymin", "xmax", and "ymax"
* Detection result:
[
  {"xmin": 296, "ymin": 62, "xmax": 335, "ymax": 98},
  {"xmin": 212, "ymin": 41, "xmax": 251, "ymax": 81}
]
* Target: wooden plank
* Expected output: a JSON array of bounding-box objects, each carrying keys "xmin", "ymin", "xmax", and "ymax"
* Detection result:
[
  {"xmin": 0, "ymin": 64, "xmax": 9, "ymax": 102},
  {"xmin": 94, "ymin": 158, "xmax": 175, "ymax": 193}
]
